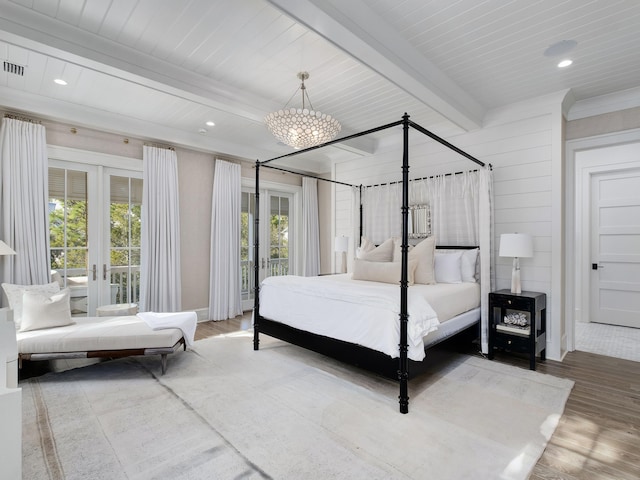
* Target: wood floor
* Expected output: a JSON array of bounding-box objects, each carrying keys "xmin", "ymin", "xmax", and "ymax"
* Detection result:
[{"xmin": 196, "ymin": 315, "xmax": 640, "ymax": 480}]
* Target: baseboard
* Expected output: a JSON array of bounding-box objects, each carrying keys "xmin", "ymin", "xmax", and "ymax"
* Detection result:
[{"xmin": 194, "ymin": 308, "xmax": 209, "ymax": 322}]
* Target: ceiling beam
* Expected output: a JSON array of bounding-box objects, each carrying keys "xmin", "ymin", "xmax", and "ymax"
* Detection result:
[{"xmin": 266, "ymin": 0, "xmax": 485, "ymax": 131}]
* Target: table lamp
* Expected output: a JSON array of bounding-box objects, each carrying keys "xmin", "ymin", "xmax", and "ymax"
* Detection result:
[
  {"xmin": 334, "ymin": 236, "xmax": 349, "ymax": 274},
  {"xmin": 499, "ymin": 233, "xmax": 533, "ymax": 294}
]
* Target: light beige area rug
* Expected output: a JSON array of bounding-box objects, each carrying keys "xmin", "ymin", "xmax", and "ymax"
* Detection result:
[{"xmin": 21, "ymin": 332, "xmax": 573, "ymax": 480}]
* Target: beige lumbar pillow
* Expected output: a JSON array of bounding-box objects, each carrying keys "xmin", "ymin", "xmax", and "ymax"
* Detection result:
[
  {"xmin": 19, "ymin": 288, "xmax": 73, "ymax": 332},
  {"xmin": 352, "ymin": 259, "xmax": 417, "ymax": 285}
]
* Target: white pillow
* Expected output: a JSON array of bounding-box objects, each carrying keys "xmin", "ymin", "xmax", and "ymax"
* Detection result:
[
  {"xmin": 435, "ymin": 248, "xmax": 479, "ymax": 282},
  {"xmin": 2, "ymin": 281, "xmax": 61, "ymax": 330},
  {"xmin": 19, "ymin": 288, "xmax": 73, "ymax": 332},
  {"xmin": 461, "ymin": 248, "xmax": 479, "ymax": 283},
  {"xmin": 434, "ymin": 251, "xmax": 463, "ymax": 283},
  {"xmin": 358, "ymin": 237, "xmax": 394, "ymax": 262},
  {"xmin": 352, "ymin": 259, "xmax": 417, "ymax": 285}
]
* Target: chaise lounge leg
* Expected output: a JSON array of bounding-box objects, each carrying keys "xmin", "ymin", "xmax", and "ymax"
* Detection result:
[{"xmin": 161, "ymin": 354, "xmax": 167, "ymax": 375}]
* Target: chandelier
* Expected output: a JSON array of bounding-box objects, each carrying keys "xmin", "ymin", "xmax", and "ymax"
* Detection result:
[{"xmin": 265, "ymin": 72, "xmax": 341, "ymax": 149}]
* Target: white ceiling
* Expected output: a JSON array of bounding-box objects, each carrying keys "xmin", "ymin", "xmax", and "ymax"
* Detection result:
[{"xmin": 1, "ymin": 0, "xmax": 639, "ymax": 173}]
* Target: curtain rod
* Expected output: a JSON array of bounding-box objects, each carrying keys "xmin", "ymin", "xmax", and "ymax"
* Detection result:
[
  {"xmin": 260, "ymin": 163, "xmax": 358, "ymax": 188},
  {"xmin": 3, "ymin": 113, "xmax": 40, "ymax": 124},
  {"xmin": 144, "ymin": 142, "xmax": 175, "ymax": 151},
  {"xmin": 364, "ymin": 169, "xmax": 481, "ymax": 188}
]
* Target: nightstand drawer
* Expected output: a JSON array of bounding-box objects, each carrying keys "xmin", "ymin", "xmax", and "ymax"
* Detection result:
[
  {"xmin": 490, "ymin": 295, "xmax": 533, "ymax": 310},
  {"xmin": 493, "ymin": 333, "xmax": 529, "ymax": 352}
]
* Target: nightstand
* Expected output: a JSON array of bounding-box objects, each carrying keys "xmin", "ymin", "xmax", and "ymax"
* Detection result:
[{"xmin": 488, "ymin": 289, "xmax": 546, "ymax": 370}]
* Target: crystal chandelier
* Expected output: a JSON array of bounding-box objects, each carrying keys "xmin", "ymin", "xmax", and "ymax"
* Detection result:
[{"xmin": 265, "ymin": 72, "xmax": 341, "ymax": 149}]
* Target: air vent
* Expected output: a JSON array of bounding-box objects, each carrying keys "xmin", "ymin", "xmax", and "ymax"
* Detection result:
[{"xmin": 3, "ymin": 61, "xmax": 25, "ymax": 76}]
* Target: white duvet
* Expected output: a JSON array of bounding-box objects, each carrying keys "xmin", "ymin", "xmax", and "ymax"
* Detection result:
[{"xmin": 259, "ymin": 274, "xmax": 441, "ymax": 361}]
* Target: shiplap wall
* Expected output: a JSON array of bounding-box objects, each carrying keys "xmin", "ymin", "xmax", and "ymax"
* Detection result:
[{"xmin": 332, "ymin": 107, "xmax": 556, "ymax": 349}]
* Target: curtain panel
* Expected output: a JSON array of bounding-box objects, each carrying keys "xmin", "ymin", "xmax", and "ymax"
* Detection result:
[
  {"xmin": 208, "ymin": 159, "xmax": 242, "ymax": 321},
  {"xmin": 0, "ymin": 118, "xmax": 50, "ymax": 285},
  {"xmin": 140, "ymin": 146, "xmax": 182, "ymax": 312},
  {"xmin": 302, "ymin": 177, "xmax": 320, "ymax": 276}
]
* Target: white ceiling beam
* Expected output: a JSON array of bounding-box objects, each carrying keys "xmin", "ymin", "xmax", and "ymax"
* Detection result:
[
  {"xmin": 0, "ymin": 1, "xmax": 376, "ymax": 156},
  {"xmin": 266, "ymin": 0, "xmax": 485, "ymax": 131}
]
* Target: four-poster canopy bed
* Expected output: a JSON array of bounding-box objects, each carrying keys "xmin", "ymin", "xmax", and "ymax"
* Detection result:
[{"xmin": 253, "ymin": 114, "xmax": 491, "ymax": 414}]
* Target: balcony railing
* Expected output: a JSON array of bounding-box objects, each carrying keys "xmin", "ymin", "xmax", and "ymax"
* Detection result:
[{"xmin": 241, "ymin": 258, "xmax": 289, "ymax": 300}]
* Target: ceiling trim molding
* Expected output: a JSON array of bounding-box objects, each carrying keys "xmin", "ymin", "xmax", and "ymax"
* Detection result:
[
  {"xmin": 266, "ymin": 0, "xmax": 485, "ymax": 131},
  {"xmin": 567, "ymin": 87, "xmax": 640, "ymax": 121}
]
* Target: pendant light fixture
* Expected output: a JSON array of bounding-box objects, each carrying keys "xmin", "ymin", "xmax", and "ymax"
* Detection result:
[{"xmin": 265, "ymin": 71, "xmax": 341, "ymax": 149}]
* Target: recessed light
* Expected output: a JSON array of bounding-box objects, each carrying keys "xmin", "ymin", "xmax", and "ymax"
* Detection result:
[
  {"xmin": 557, "ymin": 59, "xmax": 573, "ymax": 68},
  {"xmin": 54, "ymin": 78, "xmax": 67, "ymax": 85},
  {"xmin": 205, "ymin": 120, "xmax": 215, "ymax": 127}
]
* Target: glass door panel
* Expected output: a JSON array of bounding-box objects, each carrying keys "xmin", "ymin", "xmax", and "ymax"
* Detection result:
[
  {"xmin": 269, "ymin": 195, "xmax": 290, "ymax": 276},
  {"xmin": 240, "ymin": 190, "xmax": 255, "ymax": 310},
  {"xmin": 48, "ymin": 167, "xmax": 92, "ymax": 316},
  {"xmin": 107, "ymin": 174, "xmax": 142, "ymax": 306}
]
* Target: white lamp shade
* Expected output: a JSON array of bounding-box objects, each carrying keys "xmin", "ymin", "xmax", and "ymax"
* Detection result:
[
  {"xmin": 0, "ymin": 241, "xmax": 16, "ymax": 256},
  {"xmin": 499, "ymin": 233, "xmax": 533, "ymax": 258},
  {"xmin": 334, "ymin": 236, "xmax": 349, "ymax": 253}
]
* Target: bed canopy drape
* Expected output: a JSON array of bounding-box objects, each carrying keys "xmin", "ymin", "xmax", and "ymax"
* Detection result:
[{"xmin": 253, "ymin": 114, "xmax": 492, "ymax": 414}]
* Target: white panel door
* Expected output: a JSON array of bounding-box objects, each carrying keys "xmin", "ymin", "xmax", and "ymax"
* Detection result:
[{"xmin": 590, "ymin": 168, "xmax": 640, "ymax": 328}]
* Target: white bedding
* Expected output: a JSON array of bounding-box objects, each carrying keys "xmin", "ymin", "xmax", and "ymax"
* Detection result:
[{"xmin": 259, "ymin": 274, "xmax": 480, "ymax": 361}]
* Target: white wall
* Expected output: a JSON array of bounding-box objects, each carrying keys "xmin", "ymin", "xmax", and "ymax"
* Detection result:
[{"xmin": 332, "ymin": 92, "xmax": 568, "ymax": 360}]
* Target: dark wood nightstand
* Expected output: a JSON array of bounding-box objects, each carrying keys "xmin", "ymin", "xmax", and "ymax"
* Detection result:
[{"xmin": 488, "ymin": 289, "xmax": 546, "ymax": 370}]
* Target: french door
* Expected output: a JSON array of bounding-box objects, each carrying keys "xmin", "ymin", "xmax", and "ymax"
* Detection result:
[
  {"xmin": 48, "ymin": 160, "xmax": 142, "ymax": 316},
  {"xmin": 241, "ymin": 185, "xmax": 298, "ymax": 310}
]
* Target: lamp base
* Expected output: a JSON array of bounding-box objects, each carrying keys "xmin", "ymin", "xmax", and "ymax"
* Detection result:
[
  {"xmin": 340, "ymin": 252, "xmax": 347, "ymax": 274},
  {"xmin": 510, "ymin": 257, "xmax": 521, "ymax": 294}
]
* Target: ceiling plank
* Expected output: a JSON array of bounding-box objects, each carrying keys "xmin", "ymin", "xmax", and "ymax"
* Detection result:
[{"xmin": 266, "ymin": 0, "xmax": 485, "ymax": 131}]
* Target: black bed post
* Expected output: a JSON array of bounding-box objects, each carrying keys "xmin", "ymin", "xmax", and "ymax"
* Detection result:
[
  {"xmin": 359, "ymin": 185, "xmax": 363, "ymax": 246},
  {"xmin": 253, "ymin": 160, "xmax": 261, "ymax": 351},
  {"xmin": 399, "ymin": 113, "xmax": 410, "ymax": 414}
]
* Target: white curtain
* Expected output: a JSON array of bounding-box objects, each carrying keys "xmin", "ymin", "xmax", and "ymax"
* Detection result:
[
  {"xmin": 140, "ymin": 146, "xmax": 182, "ymax": 312},
  {"xmin": 0, "ymin": 118, "xmax": 50, "ymax": 285},
  {"xmin": 478, "ymin": 168, "xmax": 495, "ymax": 353},
  {"xmin": 302, "ymin": 177, "xmax": 320, "ymax": 276},
  {"xmin": 422, "ymin": 171, "xmax": 480, "ymax": 246},
  {"xmin": 208, "ymin": 159, "xmax": 242, "ymax": 321},
  {"xmin": 362, "ymin": 183, "xmax": 402, "ymax": 244}
]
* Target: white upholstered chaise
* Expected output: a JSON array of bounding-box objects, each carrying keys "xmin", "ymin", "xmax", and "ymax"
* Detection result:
[
  {"xmin": 17, "ymin": 315, "xmax": 189, "ymax": 375},
  {"xmin": 3, "ymin": 282, "xmax": 195, "ymax": 375}
]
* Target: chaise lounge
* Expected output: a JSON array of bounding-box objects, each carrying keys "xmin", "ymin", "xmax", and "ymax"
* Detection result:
[{"xmin": 3, "ymin": 282, "xmax": 196, "ymax": 375}]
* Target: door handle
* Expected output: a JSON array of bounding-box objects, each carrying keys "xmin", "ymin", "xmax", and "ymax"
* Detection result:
[
  {"xmin": 103, "ymin": 264, "xmax": 107, "ymax": 280},
  {"xmin": 591, "ymin": 263, "xmax": 604, "ymax": 270},
  {"xmin": 92, "ymin": 264, "xmax": 97, "ymax": 281},
  {"xmin": 261, "ymin": 258, "xmax": 266, "ymax": 269}
]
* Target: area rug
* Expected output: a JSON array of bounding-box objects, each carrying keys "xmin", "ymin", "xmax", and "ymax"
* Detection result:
[{"xmin": 21, "ymin": 332, "xmax": 573, "ymax": 480}]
